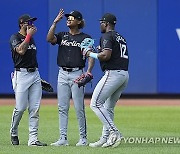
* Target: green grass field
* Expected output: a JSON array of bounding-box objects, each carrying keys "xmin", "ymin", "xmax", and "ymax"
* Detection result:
[{"xmin": 1, "ymin": 104, "xmax": 180, "ymax": 154}]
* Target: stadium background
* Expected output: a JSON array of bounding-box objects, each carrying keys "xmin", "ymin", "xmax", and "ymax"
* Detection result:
[
  {"xmin": 1, "ymin": 1, "xmax": 180, "ymax": 153},
  {"xmin": 0, "ymin": 0, "xmax": 180, "ymax": 96}
]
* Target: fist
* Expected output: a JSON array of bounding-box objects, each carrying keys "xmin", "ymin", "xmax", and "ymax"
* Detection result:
[{"xmin": 27, "ymin": 26, "xmax": 37, "ymax": 36}]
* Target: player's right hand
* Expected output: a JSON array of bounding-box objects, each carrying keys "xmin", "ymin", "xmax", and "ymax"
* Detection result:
[
  {"xmin": 27, "ymin": 26, "xmax": 37, "ymax": 36},
  {"xmin": 53, "ymin": 9, "xmax": 64, "ymax": 24}
]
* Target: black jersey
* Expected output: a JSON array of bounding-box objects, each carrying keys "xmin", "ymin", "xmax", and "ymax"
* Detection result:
[
  {"xmin": 99, "ymin": 31, "xmax": 129, "ymax": 71},
  {"xmin": 9, "ymin": 33, "xmax": 38, "ymax": 68},
  {"xmin": 55, "ymin": 32, "xmax": 91, "ymax": 68}
]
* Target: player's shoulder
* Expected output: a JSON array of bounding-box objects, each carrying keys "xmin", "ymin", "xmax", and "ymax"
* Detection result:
[
  {"xmin": 107, "ymin": 31, "xmax": 127, "ymax": 43},
  {"xmin": 80, "ymin": 32, "xmax": 91, "ymax": 39},
  {"xmin": 10, "ymin": 33, "xmax": 21, "ymax": 42},
  {"xmin": 10, "ymin": 32, "xmax": 19, "ymax": 38},
  {"xmin": 105, "ymin": 30, "xmax": 119, "ymax": 37},
  {"xmin": 56, "ymin": 31, "xmax": 69, "ymax": 36},
  {"xmin": 101, "ymin": 31, "xmax": 113, "ymax": 40},
  {"xmin": 114, "ymin": 32, "xmax": 127, "ymax": 43}
]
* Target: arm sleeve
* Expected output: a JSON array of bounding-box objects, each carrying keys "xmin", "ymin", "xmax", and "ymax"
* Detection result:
[
  {"xmin": 101, "ymin": 34, "xmax": 113, "ymax": 51},
  {"xmin": 55, "ymin": 32, "xmax": 63, "ymax": 45},
  {"xmin": 9, "ymin": 35, "xmax": 21, "ymax": 52}
]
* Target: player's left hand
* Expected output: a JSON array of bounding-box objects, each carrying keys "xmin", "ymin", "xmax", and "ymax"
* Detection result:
[
  {"xmin": 74, "ymin": 72, "xmax": 93, "ymax": 88},
  {"xmin": 80, "ymin": 38, "xmax": 95, "ymax": 58},
  {"xmin": 41, "ymin": 79, "xmax": 54, "ymax": 92}
]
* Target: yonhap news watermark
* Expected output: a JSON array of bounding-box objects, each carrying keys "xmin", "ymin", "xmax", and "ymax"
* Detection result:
[{"xmin": 121, "ymin": 137, "xmax": 180, "ymax": 144}]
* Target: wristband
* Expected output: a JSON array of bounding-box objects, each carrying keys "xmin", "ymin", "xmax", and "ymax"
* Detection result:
[
  {"xmin": 24, "ymin": 34, "xmax": 31, "ymax": 43},
  {"xmin": 89, "ymin": 52, "xmax": 98, "ymax": 59}
]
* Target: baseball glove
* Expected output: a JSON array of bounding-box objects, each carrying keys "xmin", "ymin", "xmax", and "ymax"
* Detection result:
[
  {"xmin": 80, "ymin": 38, "xmax": 95, "ymax": 59},
  {"xmin": 41, "ymin": 79, "xmax": 54, "ymax": 92},
  {"xmin": 74, "ymin": 72, "xmax": 93, "ymax": 88}
]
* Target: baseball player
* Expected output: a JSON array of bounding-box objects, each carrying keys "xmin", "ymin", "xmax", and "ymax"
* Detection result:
[
  {"xmin": 9, "ymin": 14, "xmax": 47, "ymax": 146},
  {"xmin": 84, "ymin": 13, "xmax": 129, "ymax": 148},
  {"xmin": 47, "ymin": 9, "xmax": 94, "ymax": 146}
]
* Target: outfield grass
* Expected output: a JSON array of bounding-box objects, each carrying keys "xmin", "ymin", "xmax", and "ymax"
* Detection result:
[{"xmin": 0, "ymin": 105, "xmax": 180, "ymax": 154}]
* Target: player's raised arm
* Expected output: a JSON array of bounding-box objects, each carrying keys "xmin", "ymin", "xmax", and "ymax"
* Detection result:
[
  {"xmin": 17, "ymin": 26, "xmax": 37, "ymax": 55},
  {"xmin": 47, "ymin": 9, "xmax": 64, "ymax": 44}
]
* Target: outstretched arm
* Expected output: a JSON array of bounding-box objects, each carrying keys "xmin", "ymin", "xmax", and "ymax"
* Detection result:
[
  {"xmin": 46, "ymin": 9, "xmax": 64, "ymax": 44},
  {"xmin": 86, "ymin": 48, "xmax": 112, "ymax": 62}
]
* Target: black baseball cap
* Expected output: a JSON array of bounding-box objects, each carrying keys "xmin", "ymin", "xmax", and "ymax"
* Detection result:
[
  {"xmin": 99, "ymin": 13, "xmax": 117, "ymax": 25},
  {"xmin": 18, "ymin": 14, "xmax": 37, "ymax": 24},
  {"xmin": 65, "ymin": 10, "xmax": 83, "ymax": 20}
]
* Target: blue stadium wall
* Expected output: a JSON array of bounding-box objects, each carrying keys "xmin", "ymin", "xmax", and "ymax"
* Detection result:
[{"xmin": 0, "ymin": 0, "xmax": 179, "ymax": 95}]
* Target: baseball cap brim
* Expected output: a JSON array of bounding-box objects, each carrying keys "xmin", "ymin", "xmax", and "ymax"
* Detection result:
[
  {"xmin": 27, "ymin": 17, "xmax": 37, "ymax": 22},
  {"xmin": 65, "ymin": 14, "xmax": 71, "ymax": 18},
  {"xmin": 99, "ymin": 18, "xmax": 104, "ymax": 21}
]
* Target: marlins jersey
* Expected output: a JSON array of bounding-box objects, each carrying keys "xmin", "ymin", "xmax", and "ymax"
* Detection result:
[
  {"xmin": 55, "ymin": 32, "xmax": 91, "ymax": 68},
  {"xmin": 99, "ymin": 31, "xmax": 129, "ymax": 71},
  {"xmin": 9, "ymin": 33, "xmax": 38, "ymax": 68}
]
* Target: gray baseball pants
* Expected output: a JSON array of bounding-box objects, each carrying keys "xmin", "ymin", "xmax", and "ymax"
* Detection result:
[
  {"xmin": 57, "ymin": 67, "xmax": 87, "ymax": 139},
  {"xmin": 10, "ymin": 69, "xmax": 42, "ymax": 145},
  {"xmin": 90, "ymin": 70, "xmax": 129, "ymax": 139}
]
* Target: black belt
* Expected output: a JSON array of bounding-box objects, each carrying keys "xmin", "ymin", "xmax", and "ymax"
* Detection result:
[
  {"xmin": 15, "ymin": 68, "xmax": 37, "ymax": 72},
  {"xmin": 62, "ymin": 67, "xmax": 81, "ymax": 72}
]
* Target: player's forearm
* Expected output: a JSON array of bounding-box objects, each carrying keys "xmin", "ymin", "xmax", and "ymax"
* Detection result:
[
  {"xmin": 16, "ymin": 34, "xmax": 32, "ymax": 55},
  {"xmin": 47, "ymin": 23, "xmax": 56, "ymax": 43},
  {"xmin": 16, "ymin": 42, "xmax": 29, "ymax": 55},
  {"xmin": 88, "ymin": 49, "xmax": 111, "ymax": 61},
  {"xmin": 97, "ymin": 52, "xmax": 111, "ymax": 61},
  {"xmin": 87, "ymin": 57, "xmax": 95, "ymax": 73}
]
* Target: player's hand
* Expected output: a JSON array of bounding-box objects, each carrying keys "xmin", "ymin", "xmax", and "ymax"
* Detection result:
[
  {"xmin": 86, "ymin": 50, "xmax": 91, "ymax": 57},
  {"xmin": 27, "ymin": 26, "xmax": 37, "ymax": 36},
  {"xmin": 53, "ymin": 9, "xmax": 64, "ymax": 24}
]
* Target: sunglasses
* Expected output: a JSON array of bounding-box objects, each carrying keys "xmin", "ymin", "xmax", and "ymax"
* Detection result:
[
  {"xmin": 67, "ymin": 16, "xmax": 75, "ymax": 21},
  {"xmin": 100, "ymin": 21, "xmax": 106, "ymax": 24}
]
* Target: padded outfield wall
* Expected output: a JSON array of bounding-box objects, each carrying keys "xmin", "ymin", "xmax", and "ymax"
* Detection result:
[{"xmin": 0, "ymin": 0, "xmax": 179, "ymax": 95}]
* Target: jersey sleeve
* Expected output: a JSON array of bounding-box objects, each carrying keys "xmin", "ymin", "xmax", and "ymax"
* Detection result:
[
  {"xmin": 55, "ymin": 32, "xmax": 64, "ymax": 44},
  {"xmin": 85, "ymin": 34, "xmax": 92, "ymax": 39},
  {"xmin": 85, "ymin": 34, "xmax": 92, "ymax": 41},
  {"xmin": 101, "ymin": 33, "xmax": 113, "ymax": 51},
  {"xmin": 9, "ymin": 34, "xmax": 21, "ymax": 52},
  {"xmin": 81, "ymin": 33, "xmax": 92, "ymax": 40}
]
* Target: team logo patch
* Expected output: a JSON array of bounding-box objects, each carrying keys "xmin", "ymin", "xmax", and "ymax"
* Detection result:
[
  {"xmin": 12, "ymin": 39, "xmax": 18, "ymax": 46},
  {"xmin": 102, "ymin": 39, "xmax": 108, "ymax": 48}
]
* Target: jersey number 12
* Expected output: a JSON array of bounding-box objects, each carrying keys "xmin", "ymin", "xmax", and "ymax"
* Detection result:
[{"xmin": 120, "ymin": 43, "xmax": 128, "ymax": 59}]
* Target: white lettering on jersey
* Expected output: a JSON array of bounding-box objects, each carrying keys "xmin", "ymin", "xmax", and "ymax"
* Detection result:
[
  {"xmin": 28, "ymin": 44, "xmax": 37, "ymax": 50},
  {"xmin": 116, "ymin": 35, "xmax": 126, "ymax": 43},
  {"xmin": 61, "ymin": 40, "xmax": 80, "ymax": 47},
  {"xmin": 120, "ymin": 44, "xmax": 128, "ymax": 59}
]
